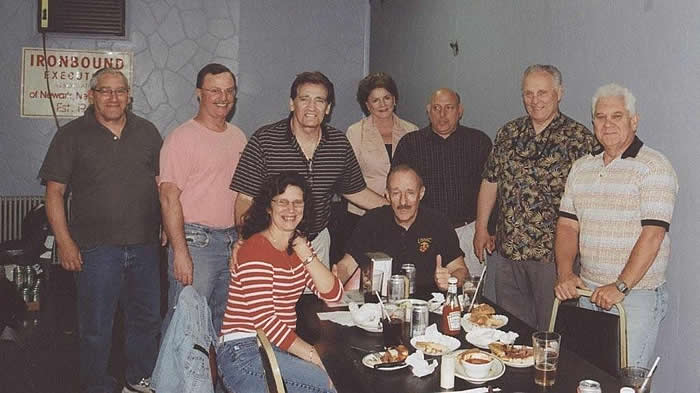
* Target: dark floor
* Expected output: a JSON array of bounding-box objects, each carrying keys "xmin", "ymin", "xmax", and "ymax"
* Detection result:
[{"xmin": 1, "ymin": 259, "xmax": 168, "ymax": 393}]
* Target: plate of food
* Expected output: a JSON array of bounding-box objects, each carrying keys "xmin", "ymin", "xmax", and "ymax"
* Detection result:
[
  {"xmin": 410, "ymin": 335, "xmax": 461, "ymax": 356},
  {"xmin": 465, "ymin": 327, "xmax": 518, "ymax": 350},
  {"xmin": 461, "ymin": 304, "xmax": 508, "ymax": 331},
  {"xmin": 454, "ymin": 348, "xmax": 506, "ymax": 383},
  {"xmin": 362, "ymin": 345, "xmax": 410, "ymax": 370},
  {"xmin": 488, "ymin": 343, "xmax": 534, "ymax": 368}
]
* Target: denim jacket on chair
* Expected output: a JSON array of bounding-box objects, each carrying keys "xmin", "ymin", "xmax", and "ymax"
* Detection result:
[{"xmin": 152, "ymin": 286, "xmax": 216, "ymax": 393}]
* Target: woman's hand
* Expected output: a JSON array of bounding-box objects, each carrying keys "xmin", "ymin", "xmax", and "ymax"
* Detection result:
[{"xmin": 292, "ymin": 235, "xmax": 315, "ymax": 262}]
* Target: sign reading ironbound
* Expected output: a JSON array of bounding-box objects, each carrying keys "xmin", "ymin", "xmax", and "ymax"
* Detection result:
[{"xmin": 21, "ymin": 47, "xmax": 133, "ymax": 118}]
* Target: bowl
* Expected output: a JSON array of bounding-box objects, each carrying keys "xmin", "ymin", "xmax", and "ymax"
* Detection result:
[{"xmin": 459, "ymin": 352, "xmax": 494, "ymax": 378}]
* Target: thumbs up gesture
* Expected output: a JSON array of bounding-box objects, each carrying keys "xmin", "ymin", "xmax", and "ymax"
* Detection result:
[{"xmin": 434, "ymin": 254, "xmax": 450, "ymax": 291}]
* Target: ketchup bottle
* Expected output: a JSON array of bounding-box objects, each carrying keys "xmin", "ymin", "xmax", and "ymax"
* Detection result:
[{"xmin": 441, "ymin": 277, "xmax": 461, "ymax": 336}]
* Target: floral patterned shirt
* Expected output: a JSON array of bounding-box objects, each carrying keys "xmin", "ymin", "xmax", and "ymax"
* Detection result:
[{"xmin": 483, "ymin": 112, "xmax": 599, "ymax": 262}]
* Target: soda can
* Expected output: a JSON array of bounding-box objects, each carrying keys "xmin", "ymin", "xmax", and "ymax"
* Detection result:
[
  {"xmin": 22, "ymin": 287, "xmax": 31, "ymax": 303},
  {"xmin": 388, "ymin": 275, "xmax": 406, "ymax": 303},
  {"xmin": 24, "ymin": 266, "xmax": 36, "ymax": 289},
  {"xmin": 13, "ymin": 266, "xmax": 25, "ymax": 290},
  {"xmin": 401, "ymin": 264, "xmax": 416, "ymax": 295},
  {"xmin": 577, "ymin": 379, "xmax": 602, "ymax": 393},
  {"xmin": 411, "ymin": 304, "xmax": 429, "ymax": 337}
]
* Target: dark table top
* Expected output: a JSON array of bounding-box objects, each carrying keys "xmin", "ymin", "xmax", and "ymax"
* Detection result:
[{"xmin": 296, "ymin": 294, "xmax": 623, "ymax": 393}]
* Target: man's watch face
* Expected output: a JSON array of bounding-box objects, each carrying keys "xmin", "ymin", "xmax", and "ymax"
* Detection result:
[{"xmin": 615, "ymin": 280, "xmax": 629, "ymax": 294}]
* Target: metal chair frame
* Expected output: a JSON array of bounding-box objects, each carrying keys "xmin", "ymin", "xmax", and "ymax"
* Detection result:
[
  {"xmin": 256, "ymin": 328, "xmax": 286, "ymax": 393},
  {"xmin": 548, "ymin": 288, "xmax": 628, "ymax": 369}
]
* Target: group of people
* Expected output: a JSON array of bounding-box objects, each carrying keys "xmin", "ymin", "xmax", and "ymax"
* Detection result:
[{"xmin": 39, "ymin": 61, "xmax": 678, "ymax": 393}]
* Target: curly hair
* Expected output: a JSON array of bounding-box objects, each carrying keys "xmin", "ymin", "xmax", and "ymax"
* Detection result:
[
  {"xmin": 356, "ymin": 72, "xmax": 399, "ymax": 116},
  {"xmin": 239, "ymin": 172, "xmax": 313, "ymax": 254}
]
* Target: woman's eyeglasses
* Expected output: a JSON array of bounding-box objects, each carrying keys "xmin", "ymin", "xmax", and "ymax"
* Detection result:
[{"xmin": 272, "ymin": 199, "xmax": 305, "ymax": 209}]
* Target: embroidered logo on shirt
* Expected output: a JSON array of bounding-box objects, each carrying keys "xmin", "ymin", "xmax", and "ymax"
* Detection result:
[{"xmin": 417, "ymin": 237, "xmax": 432, "ymax": 253}]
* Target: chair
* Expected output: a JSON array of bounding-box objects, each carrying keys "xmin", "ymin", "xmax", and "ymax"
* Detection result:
[
  {"xmin": 256, "ymin": 329, "xmax": 286, "ymax": 393},
  {"xmin": 548, "ymin": 288, "xmax": 628, "ymax": 375}
]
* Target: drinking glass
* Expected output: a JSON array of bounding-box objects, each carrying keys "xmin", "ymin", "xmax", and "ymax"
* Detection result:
[
  {"xmin": 462, "ymin": 275, "xmax": 480, "ymax": 308},
  {"xmin": 532, "ymin": 331, "xmax": 561, "ymax": 386},
  {"xmin": 620, "ymin": 366, "xmax": 651, "ymax": 393}
]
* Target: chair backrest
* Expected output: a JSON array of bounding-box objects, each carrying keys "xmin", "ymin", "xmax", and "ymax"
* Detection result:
[
  {"xmin": 256, "ymin": 329, "xmax": 286, "ymax": 393},
  {"xmin": 549, "ymin": 288, "xmax": 628, "ymax": 375}
]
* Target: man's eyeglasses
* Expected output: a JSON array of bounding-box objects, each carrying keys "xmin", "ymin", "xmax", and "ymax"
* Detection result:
[
  {"xmin": 201, "ymin": 87, "xmax": 236, "ymax": 97},
  {"xmin": 272, "ymin": 199, "xmax": 305, "ymax": 209},
  {"xmin": 93, "ymin": 87, "xmax": 129, "ymax": 97}
]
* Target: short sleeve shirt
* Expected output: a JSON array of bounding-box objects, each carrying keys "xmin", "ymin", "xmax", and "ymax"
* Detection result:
[
  {"xmin": 483, "ymin": 112, "xmax": 598, "ymax": 262},
  {"xmin": 393, "ymin": 125, "xmax": 492, "ymax": 226},
  {"xmin": 38, "ymin": 106, "xmax": 163, "ymax": 248},
  {"xmin": 230, "ymin": 117, "xmax": 366, "ymax": 237},
  {"xmin": 345, "ymin": 206, "xmax": 464, "ymax": 291},
  {"xmin": 558, "ymin": 137, "xmax": 678, "ymax": 289}
]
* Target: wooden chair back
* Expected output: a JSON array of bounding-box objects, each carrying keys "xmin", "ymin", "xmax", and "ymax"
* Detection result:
[{"xmin": 256, "ymin": 329, "xmax": 286, "ymax": 393}]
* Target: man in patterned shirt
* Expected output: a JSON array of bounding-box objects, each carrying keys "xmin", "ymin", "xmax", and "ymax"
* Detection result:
[
  {"xmin": 554, "ymin": 84, "xmax": 678, "ymax": 367},
  {"xmin": 474, "ymin": 64, "xmax": 598, "ymax": 330}
]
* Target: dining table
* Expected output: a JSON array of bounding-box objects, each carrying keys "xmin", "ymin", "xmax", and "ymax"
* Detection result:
[{"xmin": 295, "ymin": 291, "xmax": 624, "ymax": 393}]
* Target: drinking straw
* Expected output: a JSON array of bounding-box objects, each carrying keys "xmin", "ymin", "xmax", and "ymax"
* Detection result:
[
  {"xmin": 639, "ymin": 356, "xmax": 660, "ymax": 392},
  {"xmin": 375, "ymin": 290, "xmax": 391, "ymax": 320},
  {"xmin": 467, "ymin": 264, "xmax": 488, "ymax": 313}
]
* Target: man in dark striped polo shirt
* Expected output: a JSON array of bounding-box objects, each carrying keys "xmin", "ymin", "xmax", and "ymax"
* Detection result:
[
  {"xmin": 230, "ymin": 71, "xmax": 387, "ymax": 267},
  {"xmin": 393, "ymin": 88, "xmax": 492, "ymax": 282}
]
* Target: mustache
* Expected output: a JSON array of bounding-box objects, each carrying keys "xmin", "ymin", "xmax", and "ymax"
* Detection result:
[{"xmin": 396, "ymin": 205, "xmax": 412, "ymax": 210}]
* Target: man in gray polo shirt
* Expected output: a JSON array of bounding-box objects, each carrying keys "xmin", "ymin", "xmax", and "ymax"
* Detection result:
[{"xmin": 40, "ymin": 68, "xmax": 162, "ymax": 393}]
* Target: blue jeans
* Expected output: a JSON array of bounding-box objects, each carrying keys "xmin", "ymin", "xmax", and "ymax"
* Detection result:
[
  {"xmin": 579, "ymin": 279, "xmax": 669, "ymax": 368},
  {"xmin": 164, "ymin": 223, "xmax": 236, "ymax": 335},
  {"xmin": 216, "ymin": 337, "xmax": 336, "ymax": 393},
  {"xmin": 77, "ymin": 244, "xmax": 161, "ymax": 393}
]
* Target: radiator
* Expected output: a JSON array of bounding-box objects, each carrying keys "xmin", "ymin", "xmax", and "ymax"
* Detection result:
[{"xmin": 0, "ymin": 195, "xmax": 45, "ymax": 243}]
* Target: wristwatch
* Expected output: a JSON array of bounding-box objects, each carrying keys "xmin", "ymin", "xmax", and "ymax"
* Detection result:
[{"xmin": 614, "ymin": 279, "xmax": 630, "ymax": 295}]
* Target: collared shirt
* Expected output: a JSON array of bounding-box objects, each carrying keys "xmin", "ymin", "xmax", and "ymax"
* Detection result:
[
  {"xmin": 39, "ymin": 106, "xmax": 162, "ymax": 248},
  {"xmin": 483, "ymin": 112, "xmax": 598, "ymax": 262},
  {"xmin": 346, "ymin": 114, "xmax": 418, "ymax": 216},
  {"xmin": 345, "ymin": 205, "xmax": 464, "ymax": 291},
  {"xmin": 559, "ymin": 137, "xmax": 678, "ymax": 289},
  {"xmin": 230, "ymin": 117, "xmax": 366, "ymax": 237},
  {"xmin": 393, "ymin": 124, "xmax": 492, "ymax": 226}
]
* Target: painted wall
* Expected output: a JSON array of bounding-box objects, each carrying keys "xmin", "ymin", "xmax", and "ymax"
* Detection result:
[
  {"xmin": 0, "ymin": 0, "xmax": 368, "ymax": 196},
  {"xmin": 370, "ymin": 1, "xmax": 700, "ymax": 391}
]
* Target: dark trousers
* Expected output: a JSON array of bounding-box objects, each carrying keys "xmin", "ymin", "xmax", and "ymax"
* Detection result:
[{"xmin": 490, "ymin": 251, "xmax": 556, "ymax": 331}]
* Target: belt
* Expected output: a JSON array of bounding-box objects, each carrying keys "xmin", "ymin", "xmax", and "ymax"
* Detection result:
[{"xmin": 218, "ymin": 331, "xmax": 256, "ymax": 344}]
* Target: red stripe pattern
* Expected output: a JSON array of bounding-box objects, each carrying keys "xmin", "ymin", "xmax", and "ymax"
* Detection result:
[{"xmin": 220, "ymin": 233, "xmax": 342, "ymax": 350}]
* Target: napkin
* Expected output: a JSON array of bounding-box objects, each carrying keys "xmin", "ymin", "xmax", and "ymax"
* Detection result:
[
  {"xmin": 428, "ymin": 293, "xmax": 445, "ymax": 313},
  {"xmin": 348, "ymin": 302, "xmax": 382, "ymax": 328},
  {"xmin": 405, "ymin": 350, "xmax": 438, "ymax": 377},
  {"xmin": 470, "ymin": 327, "xmax": 519, "ymax": 345},
  {"xmin": 316, "ymin": 311, "xmax": 354, "ymax": 327}
]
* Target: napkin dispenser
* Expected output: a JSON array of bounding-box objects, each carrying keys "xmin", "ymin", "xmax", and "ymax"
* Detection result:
[{"xmin": 361, "ymin": 252, "xmax": 393, "ymax": 297}]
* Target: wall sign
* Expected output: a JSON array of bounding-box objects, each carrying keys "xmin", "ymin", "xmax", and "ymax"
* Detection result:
[{"xmin": 20, "ymin": 47, "xmax": 133, "ymax": 118}]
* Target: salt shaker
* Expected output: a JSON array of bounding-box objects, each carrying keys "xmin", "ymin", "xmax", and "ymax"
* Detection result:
[{"xmin": 440, "ymin": 353, "xmax": 456, "ymax": 389}]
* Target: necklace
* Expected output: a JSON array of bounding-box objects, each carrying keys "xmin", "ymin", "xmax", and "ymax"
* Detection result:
[{"xmin": 265, "ymin": 229, "xmax": 290, "ymax": 251}]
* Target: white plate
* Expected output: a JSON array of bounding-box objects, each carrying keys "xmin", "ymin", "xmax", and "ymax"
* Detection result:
[
  {"xmin": 410, "ymin": 335, "xmax": 461, "ymax": 356},
  {"xmin": 461, "ymin": 313, "xmax": 508, "ymax": 331},
  {"xmin": 465, "ymin": 328, "xmax": 500, "ymax": 349},
  {"xmin": 492, "ymin": 345, "xmax": 534, "ymax": 368},
  {"xmin": 362, "ymin": 352, "xmax": 409, "ymax": 371},
  {"xmin": 454, "ymin": 350, "xmax": 506, "ymax": 383}
]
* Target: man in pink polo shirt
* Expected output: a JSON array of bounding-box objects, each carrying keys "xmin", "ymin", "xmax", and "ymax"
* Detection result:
[{"xmin": 159, "ymin": 63, "xmax": 247, "ymax": 333}]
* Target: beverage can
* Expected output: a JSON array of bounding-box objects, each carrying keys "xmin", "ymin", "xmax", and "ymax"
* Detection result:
[
  {"xmin": 578, "ymin": 379, "xmax": 602, "ymax": 393},
  {"xmin": 400, "ymin": 264, "xmax": 416, "ymax": 295},
  {"xmin": 388, "ymin": 275, "xmax": 406, "ymax": 303},
  {"xmin": 411, "ymin": 304, "xmax": 429, "ymax": 337}
]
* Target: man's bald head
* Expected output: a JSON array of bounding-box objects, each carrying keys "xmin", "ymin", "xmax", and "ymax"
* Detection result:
[{"xmin": 426, "ymin": 88, "xmax": 464, "ymax": 138}]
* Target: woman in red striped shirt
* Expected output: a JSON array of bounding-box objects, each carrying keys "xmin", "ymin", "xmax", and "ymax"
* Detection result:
[{"xmin": 217, "ymin": 172, "xmax": 341, "ymax": 393}]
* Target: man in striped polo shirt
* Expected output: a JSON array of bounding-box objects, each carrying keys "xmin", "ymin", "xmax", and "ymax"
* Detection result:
[
  {"xmin": 554, "ymin": 83, "xmax": 678, "ymax": 367},
  {"xmin": 231, "ymin": 71, "xmax": 387, "ymax": 267}
]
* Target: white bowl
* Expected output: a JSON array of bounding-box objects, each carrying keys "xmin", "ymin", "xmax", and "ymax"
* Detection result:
[{"xmin": 459, "ymin": 352, "xmax": 494, "ymax": 379}]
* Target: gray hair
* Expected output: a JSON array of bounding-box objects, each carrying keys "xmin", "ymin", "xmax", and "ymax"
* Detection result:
[
  {"xmin": 89, "ymin": 68, "xmax": 129, "ymax": 90},
  {"xmin": 591, "ymin": 83, "xmax": 636, "ymax": 116},
  {"xmin": 522, "ymin": 64, "xmax": 563, "ymax": 89}
]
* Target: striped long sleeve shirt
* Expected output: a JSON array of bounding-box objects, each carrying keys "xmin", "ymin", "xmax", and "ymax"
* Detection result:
[{"xmin": 220, "ymin": 233, "xmax": 343, "ymax": 350}]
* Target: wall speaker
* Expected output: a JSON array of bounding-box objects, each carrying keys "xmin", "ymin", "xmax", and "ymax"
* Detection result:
[{"xmin": 38, "ymin": 0, "xmax": 126, "ymax": 37}]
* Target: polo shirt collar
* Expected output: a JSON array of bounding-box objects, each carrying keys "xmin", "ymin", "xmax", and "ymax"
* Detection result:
[
  {"xmin": 390, "ymin": 205, "xmax": 424, "ymax": 232},
  {"xmin": 429, "ymin": 124, "xmax": 460, "ymax": 141},
  {"xmin": 592, "ymin": 136, "xmax": 644, "ymax": 159},
  {"xmin": 527, "ymin": 111, "xmax": 563, "ymax": 134},
  {"xmin": 83, "ymin": 105, "xmax": 132, "ymax": 134}
]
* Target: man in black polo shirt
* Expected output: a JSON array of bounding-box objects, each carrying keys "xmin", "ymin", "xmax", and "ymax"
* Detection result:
[
  {"xmin": 335, "ymin": 165, "xmax": 468, "ymax": 291},
  {"xmin": 392, "ymin": 88, "xmax": 492, "ymax": 282},
  {"xmin": 231, "ymin": 71, "xmax": 387, "ymax": 267},
  {"xmin": 39, "ymin": 68, "xmax": 162, "ymax": 393}
]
